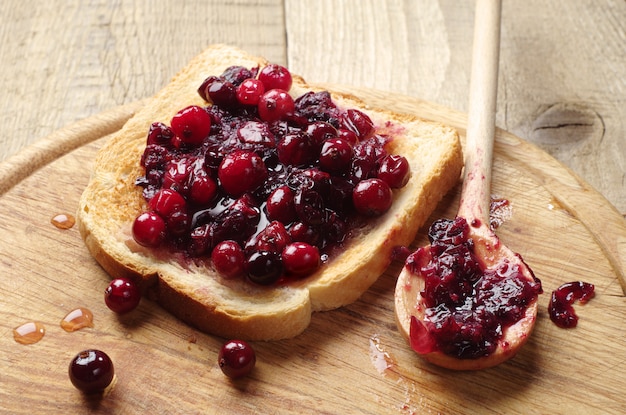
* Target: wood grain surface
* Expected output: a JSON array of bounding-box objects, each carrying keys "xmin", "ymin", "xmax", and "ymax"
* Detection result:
[
  {"xmin": 0, "ymin": 0, "xmax": 625, "ymax": 214},
  {"xmin": 0, "ymin": 88, "xmax": 624, "ymax": 414}
]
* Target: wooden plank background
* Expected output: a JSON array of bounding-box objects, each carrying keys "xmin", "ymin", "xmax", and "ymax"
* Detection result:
[{"xmin": 0, "ymin": 0, "xmax": 624, "ymax": 213}]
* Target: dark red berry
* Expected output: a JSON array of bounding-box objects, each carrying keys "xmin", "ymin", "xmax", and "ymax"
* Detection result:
[
  {"xmin": 319, "ymin": 138, "xmax": 353, "ymax": 173},
  {"xmin": 132, "ymin": 212, "xmax": 166, "ymax": 247},
  {"xmin": 146, "ymin": 122, "xmax": 174, "ymax": 146},
  {"xmin": 206, "ymin": 78, "xmax": 238, "ymax": 109},
  {"xmin": 282, "ymin": 242, "xmax": 321, "ymax": 276},
  {"xmin": 149, "ymin": 188, "xmax": 187, "ymax": 218},
  {"xmin": 258, "ymin": 64, "xmax": 293, "ymax": 91},
  {"xmin": 218, "ymin": 340, "xmax": 256, "ymax": 379},
  {"xmin": 276, "ymin": 132, "xmax": 317, "ymax": 166},
  {"xmin": 258, "ymin": 89, "xmax": 295, "ymax": 122},
  {"xmin": 189, "ymin": 170, "xmax": 218, "ymax": 205},
  {"xmin": 236, "ymin": 78, "xmax": 265, "ymax": 105},
  {"xmin": 246, "ymin": 251, "xmax": 283, "ymax": 285},
  {"xmin": 342, "ymin": 109, "xmax": 374, "ymax": 140},
  {"xmin": 170, "ymin": 105, "xmax": 212, "ymax": 146},
  {"xmin": 211, "ymin": 240, "xmax": 246, "ymax": 278},
  {"xmin": 266, "ymin": 185, "xmax": 297, "ymax": 223},
  {"xmin": 352, "ymin": 178, "xmax": 393, "ymax": 216},
  {"xmin": 337, "ymin": 128, "xmax": 359, "ymax": 146},
  {"xmin": 104, "ymin": 278, "xmax": 141, "ymax": 314},
  {"xmin": 378, "ymin": 154, "xmax": 410, "ymax": 188},
  {"xmin": 69, "ymin": 349, "xmax": 115, "ymax": 393},
  {"xmin": 218, "ymin": 150, "xmax": 268, "ymax": 197},
  {"xmin": 306, "ymin": 121, "xmax": 338, "ymax": 146}
]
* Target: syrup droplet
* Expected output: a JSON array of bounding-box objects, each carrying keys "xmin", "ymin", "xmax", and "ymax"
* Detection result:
[
  {"xmin": 369, "ymin": 334, "xmax": 396, "ymax": 374},
  {"xmin": 13, "ymin": 321, "xmax": 46, "ymax": 345},
  {"xmin": 61, "ymin": 307, "xmax": 94, "ymax": 332},
  {"xmin": 51, "ymin": 213, "xmax": 76, "ymax": 229}
]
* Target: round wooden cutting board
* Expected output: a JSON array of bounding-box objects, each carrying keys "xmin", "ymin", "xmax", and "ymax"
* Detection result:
[{"xmin": 1, "ymin": 89, "xmax": 624, "ymax": 415}]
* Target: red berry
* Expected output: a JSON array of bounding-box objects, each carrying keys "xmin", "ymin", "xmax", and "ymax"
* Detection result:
[
  {"xmin": 206, "ymin": 78, "xmax": 238, "ymax": 109},
  {"xmin": 378, "ymin": 154, "xmax": 410, "ymax": 188},
  {"xmin": 236, "ymin": 78, "xmax": 265, "ymax": 105},
  {"xmin": 276, "ymin": 132, "xmax": 317, "ymax": 166},
  {"xmin": 337, "ymin": 128, "xmax": 359, "ymax": 146},
  {"xmin": 189, "ymin": 170, "xmax": 218, "ymax": 205},
  {"xmin": 170, "ymin": 105, "xmax": 211, "ymax": 146},
  {"xmin": 282, "ymin": 242, "xmax": 321, "ymax": 276},
  {"xmin": 319, "ymin": 138, "xmax": 353, "ymax": 173},
  {"xmin": 132, "ymin": 212, "xmax": 166, "ymax": 247},
  {"xmin": 246, "ymin": 221, "xmax": 291, "ymax": 254},
  {"xmin": 68, "ymin": 349, "xmax": 115, "ymax": 394},
  {"xmin": 218, "ymin": 150, "xmax": 268, "ymax": 197},
  {"xmin": 218, "ymin": 340, "xmax": 256, "ymax": 379},
  {"xmin": 266, "ymin": 185, "xmax": 297, "ymax": 223},
  {"xmin": 342, "ymin": 109, "xmax": 374, "ymax": 140},
  {"xmin": 258, "ymin": 89, "xmax": 295, "ymax": 122},
  {"xmin": 104, "ymin": 278, "xmax": 141, "ymax": 314},
  {"xmin": 149, "ymin": 188, "xmax": 187, "ymax": 218},
  {"xmin": 146, "ymin": 122, "xmax": 174, "ymax": 146},
  {"xmin": 258, "ymin": 64, "xmax": 292, "ymax": 91},
  {"xmin": 352, "ymin": 178, "xmax": 393, "ymax": 216},
  {"xmin": 306, "ymin": 121, "xmax": 338, "ymax": 146},
  {"xmin": 211, "ymin": 241, "xmax": 246, "ymax": 278}
]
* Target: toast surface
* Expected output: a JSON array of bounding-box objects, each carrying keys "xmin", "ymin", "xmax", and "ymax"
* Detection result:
[{"xmin": 78, "ymin": 44, "xmax": 463, "ymax": 340}]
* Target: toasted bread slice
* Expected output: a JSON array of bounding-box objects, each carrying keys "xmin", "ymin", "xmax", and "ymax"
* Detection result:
[{"xmin": 78, "ymin": 44, "xmax": 463, "ymax": 340}]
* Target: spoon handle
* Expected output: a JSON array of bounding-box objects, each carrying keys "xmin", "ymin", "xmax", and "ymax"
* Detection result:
[{"xmin": 458, "ymin": 0, "xmax": 502, "ymax": 226}]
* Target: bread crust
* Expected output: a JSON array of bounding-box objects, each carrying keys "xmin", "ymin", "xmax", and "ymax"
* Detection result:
[{"xmin": 78, "ymin": 44, "xmax": 463, "ymax": 340}]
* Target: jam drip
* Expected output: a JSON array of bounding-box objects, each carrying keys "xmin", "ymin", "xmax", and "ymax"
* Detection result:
[
  {"xmin": 407, "ymin": 217, "xmax": 542, "ymax": 359},
  {"xmin": 548, "ymin": 281, "xmax": 595, "ymax": 328}
]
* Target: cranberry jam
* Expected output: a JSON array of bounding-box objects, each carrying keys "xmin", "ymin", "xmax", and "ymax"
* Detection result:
[
  {"xmin": 406, "ymin": 217, "xmax": 542, "ymax": 359},
  {"xmin": 134, "ymin": 64, "xmax": 411, "ymax": 286}
]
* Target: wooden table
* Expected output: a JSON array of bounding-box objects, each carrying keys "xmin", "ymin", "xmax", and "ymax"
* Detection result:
[{"xmin": 1, "ymin": 1, "xmax": 625, "ymax": 414}]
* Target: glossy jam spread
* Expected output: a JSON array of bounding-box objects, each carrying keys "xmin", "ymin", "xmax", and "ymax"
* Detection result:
[
  {"xmin": 133, "ymin": 64, "xmax": 411, "ymax": 286},
  {"xmin": 406, "ymin": 217, "xmax": 542, "ymax": 359},
  {"xmin": 548, "ymin": 281, "xmax": 594, "ymax": 328}
]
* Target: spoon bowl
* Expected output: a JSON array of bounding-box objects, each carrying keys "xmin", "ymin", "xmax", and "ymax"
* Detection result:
[{"xmin": 394, "ymin": 0, "xmax": 542, "ymax": 370}]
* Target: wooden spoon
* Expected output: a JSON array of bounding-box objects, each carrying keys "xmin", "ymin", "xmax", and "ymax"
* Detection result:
[{"xmin": 394, "ymin": 0, "xmax": 542, "ymax": 370}]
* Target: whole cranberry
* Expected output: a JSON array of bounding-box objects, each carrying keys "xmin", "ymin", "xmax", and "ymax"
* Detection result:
[
  {"xmin": 149, "ymin": 188, "xmax": 187, "ymax": 219},
  {"xmin": 246, "ymin": 251, "xmax": 283, "ymax": 285},
  {"xmin": 306, "ymin": 121, "xmax": 338, "ymax": 146},
  {"xmin": 236, "ymin": 78, "xmax": 265, "ymax": 105},
  {"xmin": 68, "ymin": 349, "xmax": 115, "ymax": 394},
  {"xmin": 132, "ymin": 212, "xmax": 166, "ymax": 247},
  {"xmin": 211, "ymin": 240, "xmax": 246, "ymax": 278},
  {"xmin": 319, "ymin": 138, "xmax": 354, "ymax": 173},
  {"xmin": 218, "ymin": 340, "xmax": 256, "ymax": 379},
  {"xmin": 288, "ymin": 222, "xmax": 320, "ymax": 246},
  {"xmin": 189, "ymin": 171, "xmax": 218, "ymax": 205},
  {"xmin": 378, "ymin": 154, "xmax": 410, "ymax": 188},
  {"xmin": 206, "ymin": 78, "xmax": 238, "ymax": 109},
  {"xmin": 258, "ymin": 63, "xmax": 293, "ymax": 91},
  {"xmin": 170, "ymin": 105, "xmax": 212, "ymax": 146},
  {"xmin": 352, "ymin": 178, "xmax": 393, "ymax": 216},
  {"xmin": 282, "ymin": 242, "xmax": 321, "ymax": 276},
  {"xmin": 266, "ymin": 185, "xmax": 297, "ymax": 224},
  {"xmin": 218, "ymin": 150, "xmax": 268, "ymax": 197},
  {"xmin": 105, "ymin": 278, "xmax": 141, "ymax": 314},
  {"xmin": 258, "ymin": 89, "xmax": 295, "ymax": 122}
]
